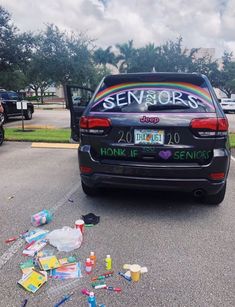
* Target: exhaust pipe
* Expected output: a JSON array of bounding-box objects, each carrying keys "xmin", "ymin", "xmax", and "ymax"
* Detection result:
[{"xmin": 193, "ymin": 189, "xmax": 205, "ymax": 198}]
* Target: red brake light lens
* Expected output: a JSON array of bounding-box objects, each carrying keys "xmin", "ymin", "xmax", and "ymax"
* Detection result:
[
  {"xmin": 190, "ymin": 118, "xmax": 228, "ymax": 136},
  {"xmin": 80, "ymin": 165, "xmax": 93, "ymax": 174},
  {"xmin": 217, "ymin": 118, "xmax": 228, "ymax": 131},
  {"xmin": 80, "ymin": 116, "xmax": 111, "ymax": 134},
  {"xmin": 209, "ymin": 172, "xmax": 225, "ymax": 180}
]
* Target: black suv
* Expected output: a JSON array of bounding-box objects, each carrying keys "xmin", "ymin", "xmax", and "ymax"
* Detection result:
[
  {"xmin": 78, "ymin": 73, "xmax": 230, "ymax": 205},
  {"xmin": 0, "ymin": 90, "xmax": 34, "ymax": 122}
]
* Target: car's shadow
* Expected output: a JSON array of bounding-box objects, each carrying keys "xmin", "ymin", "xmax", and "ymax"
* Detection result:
[{"xmin": 76, "ymin": 187, "xmax": 219, "ymax": 222}]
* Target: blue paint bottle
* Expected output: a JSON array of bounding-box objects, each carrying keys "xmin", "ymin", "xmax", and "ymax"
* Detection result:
[{"xmin": 88, "ymin": 292, "xmax": 97, "ymax": 307}]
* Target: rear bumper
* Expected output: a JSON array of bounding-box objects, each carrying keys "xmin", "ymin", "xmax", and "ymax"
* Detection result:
[
  {"xmin": 79, "ymin": 146, "xmax": 230, "ymax": 195},
  {"xmin": 82, "ymin": 173, "xmax": 226, "ymax": 195}
]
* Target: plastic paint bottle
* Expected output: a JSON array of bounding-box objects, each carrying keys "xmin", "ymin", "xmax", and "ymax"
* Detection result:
[
  {"xmin": 105, "ymin": 255, "xmax": 112, "ymax": 270},
  {"xmin": 90, "ymin": 252, "xmax": 96, "ymax": 267},
  {"xmin": 85, "ymin": 258, "xmax": 92, "ymax": 274},
  {"xmin": 88, "ymin": 292, "xmax": 97, "ymax": 307}
]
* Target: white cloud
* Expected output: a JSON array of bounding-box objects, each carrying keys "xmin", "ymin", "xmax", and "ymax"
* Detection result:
[{"xmin": 1, "ymin": 0, "xmax": 235, "ymax": 57}]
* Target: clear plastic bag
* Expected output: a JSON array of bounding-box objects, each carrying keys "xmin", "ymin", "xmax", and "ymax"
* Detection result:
[{"xmin": 47, "ymin": 226, "xmax": 83, "ymax": 252}]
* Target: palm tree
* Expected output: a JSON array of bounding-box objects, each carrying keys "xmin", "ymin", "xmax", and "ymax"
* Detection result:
[
  {"xmin": 116, "ymin": 40, "xmax": 136, "ymax": 73},
  {"xmin": 93, "ymin": 46, "xmax": 118, "ymax": 68}
]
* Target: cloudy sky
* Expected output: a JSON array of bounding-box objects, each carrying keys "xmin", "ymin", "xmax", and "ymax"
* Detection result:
[{"xmin": 1, "ymin": 0, "xmax": 235, "ymax": 57}]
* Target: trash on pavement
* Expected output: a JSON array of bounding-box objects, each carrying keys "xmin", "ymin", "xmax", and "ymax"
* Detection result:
[
  {"xmin": 49, "ymin": 263, "xmax": 82, "ymax": 279},
  {"xmin": 47, "ymin": 226, "xmax": 82, "ymax": 252},
  {"xmin": 23, "ymin": 240, "xmax": 47, "ymax": 256},
  {"xmin": 94, "ymin": 284, "xmax": 107, "ymax": 289},
  {"xmin": 5, "ymin": 230, "xmax": 29, "ymax": 244},
  {"xmin": 59, "ymin": 256, "xmax": 77, "ymax": 266},
  {"xmin": 20, "ymin": 259, "xmax": 35, "ymax": 274},
  {"xmin": 18, "ymin": 269, "xmax": 47, "ymax": 293},
  {"xmin": 31, "ymin": 209, "xmax": 53, "ymax": 227},
  {"xmin": 85, "ymin": 258, "xmax": 92, "ymax": 274},
  {"xmin": 75, "ymin": 219, "xmax": 85, "ymax": 233},
  {"xmin": 105, "ymin": 254, "xmax": 112, "ymax": 270},
  {"xmin": 87, "ymin": 291, "xmax": 96, "ymax": 307},
  {"xmin": 54, "ymin": 292, "xmax": 74, "ymax": 307},
  {"xmin": 91, "ymin": 271, "xmax": 114, "ymax": 281},
  {"xmin": 118, "ymin": 272, "xmax": 132, "ymax": 281},
  {"xmin": 38, "ymin": 255, "xmax": 61, "ymax": 271},
  {"xmin": 24, "ymin": 229, "xmax": 49, "ymax": 243},
  {"xmin": 82, "ymin": 289, "xmax": 90, "ymax": 296},
  {"xmin": 123, "ymin": 263, "xmax": 148, "ymax": 281},
  {"xmin": 82, "ymin": 213, "xmax": 100, "ymax": 225},
  {"xmin": 8, "ymin": 196, "xmax": 14, "ymax": 200},
  {"xmin": 91, "ymin": 280, "xmax": 106, "ymax": 288},
  {"xmin": 104, "ymin": 286, "xmax": 121, "ymax": 292}
]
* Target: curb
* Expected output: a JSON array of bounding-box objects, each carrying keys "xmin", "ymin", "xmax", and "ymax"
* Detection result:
[{"xmin": 31, "ymin": 142, "xmax": 79, "ymax": 149}]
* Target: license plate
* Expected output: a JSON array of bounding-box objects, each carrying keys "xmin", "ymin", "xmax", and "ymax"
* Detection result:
[{"xmin": 134, "ymin": 129, "xmax": 164, "ymax": 145}]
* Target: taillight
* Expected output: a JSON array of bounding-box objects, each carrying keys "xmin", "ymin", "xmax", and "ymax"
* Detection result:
[
  {"xmin": 190, "ymin": 118, "xmax": 228, "ymax": 137},
  {"xmin": 209, "ymin": 172, "xmax": 225, "ymax": 180},
  {"xmin": 80, "ymin": 116, "xmax": 111, "ymax": 134},
  {"xmin": 80, "ymin": 165, "xmax": 93, "ymax": 174}
]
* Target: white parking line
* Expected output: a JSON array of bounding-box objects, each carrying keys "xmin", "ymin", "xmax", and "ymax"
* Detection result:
[
  {"xmin": 0, "ymin": 183, "xmax": 80, "ymax": 270},
  {"xmin": 231, "ymin": 155, "xmax": 235, "ymax": 162}
]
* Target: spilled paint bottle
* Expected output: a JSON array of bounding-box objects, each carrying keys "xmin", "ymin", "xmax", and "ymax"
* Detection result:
[
  {"xmin": 88, "ymin": 292, "xmax": 97, "ymax": 307},
  {"xmin": 85, "ymin": 258, "xmax": 92, "ymax": 274},
  {"xmin": 105, "ymin": 255, "xmax": 112, "ymax": 270},
  {"xmin": 90, "ymin": 251, "xmax": 96, "ymax": 267}
]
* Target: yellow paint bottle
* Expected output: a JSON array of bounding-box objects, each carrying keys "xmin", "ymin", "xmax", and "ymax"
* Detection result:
[{"xmin": 105, "ymin": 255, "xmax": 112, "ymax": 270}]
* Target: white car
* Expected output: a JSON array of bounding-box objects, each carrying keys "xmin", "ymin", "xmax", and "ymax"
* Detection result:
[{"xmin": 220, "ymin": 98, "xmax": 235, "ymax": 113}]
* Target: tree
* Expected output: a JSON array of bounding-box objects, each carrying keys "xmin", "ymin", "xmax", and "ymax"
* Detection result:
[
  {"xmin": 0, "ymin": 6, "xmax": 33, "ymax": 72},
  {"xmin": 0, "ymin": 70, "xmax": 27, "ymax": 91},
  {"xmin": 93, "ymin": 46, "xmax": 117, "ymax": 68},
  {"xmin": 116, "ymin": 40, "xmax": 137, "ymax": 73},
  {"xmin": 23, "ymin": 25, "xmax": 96, "ymax": 102},
  {"xmin": 219, "ymin": 52, "xmax": 235, "ymax": 97}
]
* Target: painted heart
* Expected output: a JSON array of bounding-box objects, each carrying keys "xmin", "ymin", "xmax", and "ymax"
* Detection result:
[{"xmin": 159, "ymin": 150, "xmax": 172, "ymax": 160}]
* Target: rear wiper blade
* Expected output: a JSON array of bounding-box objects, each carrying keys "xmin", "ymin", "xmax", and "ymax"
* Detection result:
[{"xmin": 148, "ymin": 104, "xmax": 190, "ymax": 111}]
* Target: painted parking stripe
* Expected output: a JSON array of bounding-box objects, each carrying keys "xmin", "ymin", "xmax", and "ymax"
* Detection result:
[
  {"xmin": 231, "ymin": 155, "xmax": 235, "ymax": 162},
  {"xmin": 0, "ymin": 183, "xmax": 80, "ymax": 270},
  {"xmin": 31, "ymin": 142, "xmax": 79, "ymax": 149}
]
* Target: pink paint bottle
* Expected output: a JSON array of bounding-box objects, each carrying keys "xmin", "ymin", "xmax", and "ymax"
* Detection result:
[{"xmin": 85, "ymin": 258, "xmax": 92, "ymax": 274}]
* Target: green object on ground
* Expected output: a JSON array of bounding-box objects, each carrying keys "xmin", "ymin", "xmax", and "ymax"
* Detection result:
[
  {"xmin": 85, "ymin": 224, "xmax": 94, "ymax": 227},
  {"xmin": 4, "ymin": 128, "xmax": 235, "ymax": 147},
  {"xmin": 5, "ymin": 128, "xmax": 70, "ymax": 143}
]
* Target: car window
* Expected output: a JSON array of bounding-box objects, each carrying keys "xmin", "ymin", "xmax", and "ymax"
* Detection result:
[
  {"xmin": 90, "ymin": 81, "xmax": 215, "ymax": 113},
  {"xmin": 0, "ymin": 92, "xmax": 9, "ymax": 100},
  {"xmin": 8, "ymin": 92, "xmax": 19, "ymax": 100}
]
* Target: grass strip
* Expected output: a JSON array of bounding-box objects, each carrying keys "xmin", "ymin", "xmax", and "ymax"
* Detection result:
[
  {"xmin": 4, "ymin": 128, "xmax": 70, "ymax": 143},
  {"xmin": 229, "ymin": 133, "xmax": 235, "ymax": 147},
  {"xmin": 4, "ymin": 128, "xmax": 235, "ymax": 147}
]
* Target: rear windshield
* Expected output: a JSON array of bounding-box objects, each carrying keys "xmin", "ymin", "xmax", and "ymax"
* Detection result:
[{"xmin": 90, "ymin": 81, "xmax": 215, "ymax": 113}]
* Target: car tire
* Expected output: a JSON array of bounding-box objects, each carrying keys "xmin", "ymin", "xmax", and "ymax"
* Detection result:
[
  {"xmin": 2, "ymin": 112, "xmax": 7, "ymax": 123},
  {"xmin": 25, "ymin": 109, "xmax": 32, "ymax": 120},
  {"xmin": 202, "ymin": 183, "xmax": 226, "ymax": 205},
  {"xmin": 81, "ymin": 181, "xmax": 99, "ymax": 197}
]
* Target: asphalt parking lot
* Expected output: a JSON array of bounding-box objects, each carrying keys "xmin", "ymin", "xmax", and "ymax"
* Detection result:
[
  {"xmin": 4, "ymin": 109, "xmax": 235, "ymax": 132},
  {"xmin": 0, "ymin": 142, "xmax": 234, "ymax": 307}
]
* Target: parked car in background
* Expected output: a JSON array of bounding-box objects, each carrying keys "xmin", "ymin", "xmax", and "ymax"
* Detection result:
[
  {"xmin": 0, "ymin": 101, "xmax": 4, "ymax": 145},
  {"xmin": 0, "ymin": 90, "xmax": 34, "ymax": 122},
  {"xmin": 220, "ymin": 98, "xmax": 235, "ymax": 113},
  {"xmin": 79, "ymin": 72, "xmax": 230, "ymax": 205}
]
